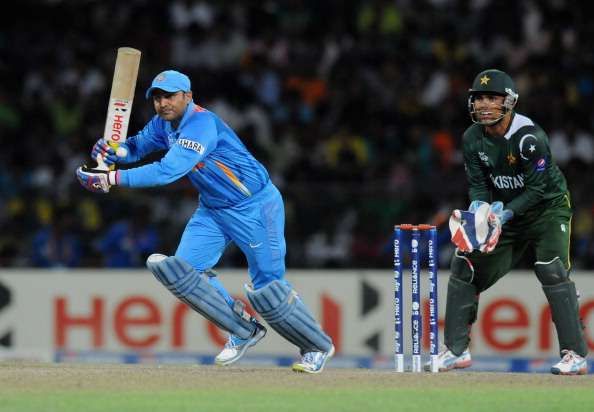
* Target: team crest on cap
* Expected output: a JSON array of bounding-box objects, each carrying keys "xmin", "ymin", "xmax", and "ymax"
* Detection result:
[
  {"xmin": 156, "ymin": 73, "xmax": 166, "ymax": 82},
  {"xmin": 480, "ymin": 75, "xmax": 490, "ymax": 85}
]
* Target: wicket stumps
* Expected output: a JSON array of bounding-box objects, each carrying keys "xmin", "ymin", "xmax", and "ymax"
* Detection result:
[{"xmin": 393, "ymin": 224, "xmax": 439, "ymax": 373}]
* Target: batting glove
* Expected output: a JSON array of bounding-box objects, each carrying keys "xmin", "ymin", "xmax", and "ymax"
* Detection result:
[
  {"xmin": 76, "ymin": 165, "xmax": 119, "ymax": 194},
  {"xmin": 91, "ymin": 138, "xmax": 129, "ymax": 166}
]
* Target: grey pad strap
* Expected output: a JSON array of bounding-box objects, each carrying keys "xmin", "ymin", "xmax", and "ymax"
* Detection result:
[
  {"xmin": 444, "ymin": 276, "xmax": 479, "ymax": 356},
  {"xmin": 146, "ymin": 254, "xmax": 255, "ymax": 339},
  {"xmin": 246, "ymin": 280, "xmax": 332, "ymax": 353},
  {"xmin": 542, "ymin": 280, "xmax": 588, "ymax": 357},
  {"xmin": 451, "ymin": 251, "xmax": 475, "ymax": 284},
  {"xmin": 535, "ymin": 257, "xmax": 568, "ymax": 286}
]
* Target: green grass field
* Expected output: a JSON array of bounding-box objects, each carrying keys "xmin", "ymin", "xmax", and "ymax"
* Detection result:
[{"xmin": 1, "ymin": 362, "xmax": 593, "ymax": 412}]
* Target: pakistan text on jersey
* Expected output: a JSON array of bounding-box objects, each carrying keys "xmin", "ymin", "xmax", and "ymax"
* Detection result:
[
  {"xmin": 490, "ymin": 173, "xmax": 525, "ymax": 190},
  {"xmin": 177, "ymin": 138, "xmax": 205, "ymax": 154}
]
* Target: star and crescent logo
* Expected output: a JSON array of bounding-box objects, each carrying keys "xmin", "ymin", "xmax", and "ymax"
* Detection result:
[{"xmin": 480, "ymin": 75, "xmax": 490, "ymax": 85}]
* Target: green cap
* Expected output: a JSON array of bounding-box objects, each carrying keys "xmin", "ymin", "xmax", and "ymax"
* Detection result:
[{"xmin": 469, "ymin": 69, "xmax": 516, "ymax": 96}]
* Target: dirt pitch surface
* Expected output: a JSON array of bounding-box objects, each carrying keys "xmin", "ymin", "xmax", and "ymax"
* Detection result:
[
  {"xmin": 2, "ymin": 361, "xmax": 593, "ymax": 391},
  {"xmin": 3, "ymin": 362, "xmax": 594, "ymax": 412}
]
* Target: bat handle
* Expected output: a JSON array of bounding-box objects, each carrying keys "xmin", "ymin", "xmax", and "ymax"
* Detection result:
[
  {"xmin": 95, "ymin": 154, "xmax": 115, "ymax": 171},
  {"xmin": 95, "ymin": 140, "xmax": 119, "ymax": 171},
  {"xmin": 107, "ymin": 142, "xmax": 120, "ymax": 171}
]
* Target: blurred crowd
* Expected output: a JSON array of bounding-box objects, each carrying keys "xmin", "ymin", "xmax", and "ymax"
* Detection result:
[{"xmin": 2, "ymin": 0, "xmax": 594, "ymax": 269}]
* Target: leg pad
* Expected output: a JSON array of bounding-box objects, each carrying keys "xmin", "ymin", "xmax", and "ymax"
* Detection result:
[
  {"xmin": 444, "ymin": 276, "xmax": 478, "ymax": 356},
  {"xmin": 147, "ymin": 254, "xmax": 255, "ymax": 339},
  {"xmin": 246, "ymin": 280, "xmax": 332, "ymax": 353},
  {"xmin": 451, "ymin": 251, "xmax": 475, "ymax": 283},
  {"xmin": 543, "ymin": 280, "xmax": 588, "ymax": 357},
  {"xmin": 535, "ymin": 257, "xmax": 568, "ymax": 286}
]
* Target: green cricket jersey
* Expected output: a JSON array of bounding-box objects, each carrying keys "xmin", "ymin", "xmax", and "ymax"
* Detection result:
[{"xmin": 462, "ymin": 112, "xmax": 568, "ymax": 220}]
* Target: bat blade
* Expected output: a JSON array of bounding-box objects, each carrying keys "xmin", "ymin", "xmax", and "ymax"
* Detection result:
[{"xmin": 97, "ymin": 47, "xmax": 141, "ymax": 170}]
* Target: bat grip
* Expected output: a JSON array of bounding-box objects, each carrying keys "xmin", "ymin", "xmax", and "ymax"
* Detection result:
[
  {"xmin": 95, "ymin": 156, "xmax": 110, "ymax": 171},
  {"xmin": 95, "ymin": 141, "xmax": 119, "ymax": 171},
  {"xmin": 107, "ymin": 142, "xmax": 119, "ymax": 171}
]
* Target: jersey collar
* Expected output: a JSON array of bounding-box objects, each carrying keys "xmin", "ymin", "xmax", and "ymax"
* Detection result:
[{"xmin": 504, "ymin": 113, "xmax": 534, "ymax": 140}]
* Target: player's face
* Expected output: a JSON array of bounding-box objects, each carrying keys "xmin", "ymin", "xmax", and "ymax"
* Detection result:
[
  {"xmin": 152, "ymin": 90, "xmax": 192, "ymax": 121},
  {"xmin": 471, "ymin": 94, "xmax": 505, "ymax": 124}
]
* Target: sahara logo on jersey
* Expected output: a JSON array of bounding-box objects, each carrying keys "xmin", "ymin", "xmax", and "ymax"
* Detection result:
[
  {"xmin": 490, "ymin": 173, "xmax": 525, "ymax": 190},
  {"xmin": 177, "ymin": 138, "xmax": 205, "ymax": 154}
]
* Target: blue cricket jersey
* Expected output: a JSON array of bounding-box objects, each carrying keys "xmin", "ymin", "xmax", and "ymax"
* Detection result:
[{"xmin": 118, "ymin": 102, "xmax": 270, "ymax": 208}]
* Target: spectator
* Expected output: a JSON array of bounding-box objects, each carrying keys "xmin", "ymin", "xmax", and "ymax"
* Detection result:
[
  {"xmin": 30, "ymin": 206, "xmax": 82, "ymax": 268},
  {"xmin": 2, "ymin": 1, "xmax": 593, "ymax": 269},
  {"xmin": 96, "ymin": 205, "xmax": 159, "ymax": 268}
]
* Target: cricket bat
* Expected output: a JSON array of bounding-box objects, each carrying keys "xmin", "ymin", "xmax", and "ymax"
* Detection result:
[{"xmin": 96, "ymin": 47, "xmax": 142, "ymax": 170}]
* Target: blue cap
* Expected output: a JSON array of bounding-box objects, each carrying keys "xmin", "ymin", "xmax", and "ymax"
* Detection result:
[{"xmin": 145, "ymin": 70, "xmax": 191, "ymax": 99}]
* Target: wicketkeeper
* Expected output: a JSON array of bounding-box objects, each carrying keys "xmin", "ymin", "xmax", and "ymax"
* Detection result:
[
  {"xmin": 76, "ymin": 70, "xmax": 334, "ymax": 373},
  {"xmin": 435, "ymin": 69, "xmax": 588, "ymax": 375}
]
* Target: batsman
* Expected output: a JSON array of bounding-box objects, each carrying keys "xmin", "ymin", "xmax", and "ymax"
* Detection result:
[
  {"xmin": 76, "ymin": 69, "xmax": 334, "ymax": 373},
  {"xmin": 434, "ymin": 69, "xmax": 588, "ymax": 375}
]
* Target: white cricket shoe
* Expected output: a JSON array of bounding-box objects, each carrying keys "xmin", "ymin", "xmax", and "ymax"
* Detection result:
[
  {"xmin": 292, "ymin": 345, "xmax": 335, "ymax": 374},
  {"xmin": 551, "ymin": 350, "xmax": 588, "ymax": 375},
  {"xmin": 214, "ymin": 322, "xmax": 267, "ymax": 366},
  {"xmin": 424, "ymin": 347, "xmax": 472, "ymax": 372}
]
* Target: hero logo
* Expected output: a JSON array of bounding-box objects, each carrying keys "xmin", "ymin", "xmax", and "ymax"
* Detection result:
[
  {"xmin": 50, "ymin": 293, "xmax": 594, "ymax": 356},
  {"xmin": 0, "ymin": 281, "xmax": 12, "ymax": 346},
  {"xmin": 106, "ymin": 99, "xmax": 131, "ymax": 143},
  {"xmin": 177, "ymin": 138, "xmax": 205, "ymax": 154},
  {"xmin": 53, "ymin": 294, "xmax": 342, "ymax": 353}
]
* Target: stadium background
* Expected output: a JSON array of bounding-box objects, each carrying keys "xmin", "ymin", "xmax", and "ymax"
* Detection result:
[
  {"xmin": 3, "ymin": 0, "xmax": 594, "ymax": 270},
  {"xmin": 1, "ymin": 0, "xmax": 594, "ymax": 372}
]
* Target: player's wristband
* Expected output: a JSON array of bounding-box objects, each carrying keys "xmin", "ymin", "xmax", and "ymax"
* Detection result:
[{"xmin": 108, "ymin": 171, "xmax": 120, "ymax": 186}]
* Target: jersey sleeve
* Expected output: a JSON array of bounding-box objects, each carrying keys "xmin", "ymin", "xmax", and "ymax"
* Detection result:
[
  {"xmin": 117, "ymin": 112, "xmax": 218, "ymax": 187},
  {"xmin": 119, "ymin": 117, "xmax": 168, "ymax": 163},
  {"xmin": 463, "ymin": 132, "xmax": 490, "ymax": 203},
  {"xmin": 505, "ymin": 131, "xmax": 547, "ymax": 215}
]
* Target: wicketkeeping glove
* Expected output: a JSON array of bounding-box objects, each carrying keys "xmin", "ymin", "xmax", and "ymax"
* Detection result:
[
  {"xmin": 449, "ymin": 201, "xmax": 491, "ymax": 253},
  {"xmin": 480, "ymin": 201, "xmax": 513, "ymax": 253},
  {"xmin": 76, "ymin": 165, "xmax": 119, "ymax": 194},
  {"xmin": 91, "ymin": 138, "xmax": 129, "ymax": 166}
]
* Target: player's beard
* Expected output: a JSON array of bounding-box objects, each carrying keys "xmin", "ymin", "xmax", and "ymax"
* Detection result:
[{"xmin": 158, "ymin": 107, "xmax": 179, "ymax": 121}]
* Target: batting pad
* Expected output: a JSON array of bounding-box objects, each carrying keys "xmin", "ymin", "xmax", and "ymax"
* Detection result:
[
  {"xmin": 246, "ymin": 280, "xmax": 333, "ymax": 353},
  {"xmin": 146, "ymin": 254, "xmax": 256, "ymax": 339}
]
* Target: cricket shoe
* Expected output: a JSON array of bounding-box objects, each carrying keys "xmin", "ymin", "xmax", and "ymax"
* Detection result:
[
  {"xmin": 292, "ymin": 345, "xmax": 335, "ymax": 374},
  {"xmin": 424, "ymin": 347, "xmax": 472, "ymax": 372},
  {"xmin": 551, "ymin": 350, "xmax": 588, "ymax": 375},
  {"xmin": 215, "ymin": 321, "xmax": 267, "ymax": 366}
]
